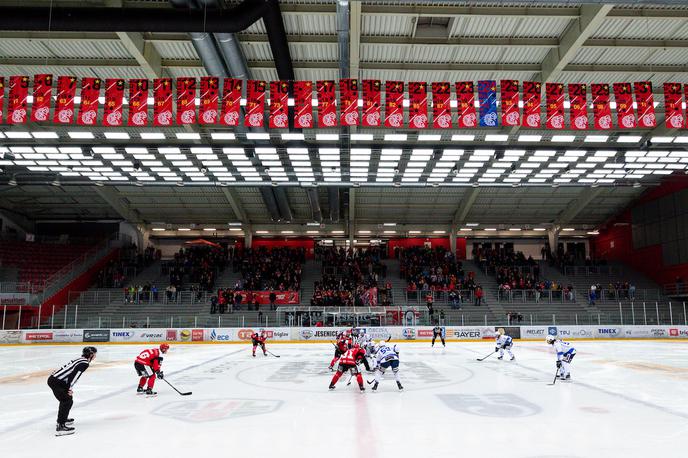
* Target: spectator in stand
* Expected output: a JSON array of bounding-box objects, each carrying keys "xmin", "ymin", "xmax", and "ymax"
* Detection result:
[
  {"xmin": 629, "ymin": 283, "xmax": 636, "ymax": 300},
  {"xmin": 269, "ymin": 291, "xmax": 277, "ymax": 310},
  {"xmin": 234, "ymin": 292, "xmax": 243, "ymax": 311},
  {"xmin": 474, "ymin": 285, "xmax": 484, "ymax": 306},
  {"xmin": 589, "ymin": 284, "xmax": 597, "ymax": 305}
]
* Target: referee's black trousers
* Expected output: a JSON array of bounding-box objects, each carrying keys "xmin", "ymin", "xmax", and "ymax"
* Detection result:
[{"xmin": 47, "ymin": 375, "xmax": 73, "ymax": 424}]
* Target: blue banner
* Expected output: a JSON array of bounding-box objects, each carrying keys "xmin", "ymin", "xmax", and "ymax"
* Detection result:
[{"xmin": 478, "ymin": 80, "xmax": 498, "ymax": 127}]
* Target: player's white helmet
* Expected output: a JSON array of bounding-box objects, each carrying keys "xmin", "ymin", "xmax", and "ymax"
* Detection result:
[
  {"xmin": 497, "ymin": 328, "xmax": 505, "ymax": 335},
  {"xmin": 546, "ymin": 334, "xmax": 556, "ymax": 344}
]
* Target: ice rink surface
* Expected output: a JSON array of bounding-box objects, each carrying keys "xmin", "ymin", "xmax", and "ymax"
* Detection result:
[{"xmin": 0, "ymin": 340, "xmax": 686, "ymax": 457}]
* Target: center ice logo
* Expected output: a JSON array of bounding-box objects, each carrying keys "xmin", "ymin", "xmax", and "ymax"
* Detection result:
[{"xmin": 153, "ymin": 399, "xmax": 283, "ymax": 423}]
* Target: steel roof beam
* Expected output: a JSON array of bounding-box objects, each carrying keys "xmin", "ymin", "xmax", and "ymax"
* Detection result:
[
  {"xmin": 116, "ymin": 31, "xmax": 162, "ymax": 79},
  {"xmin": 452, "ymin": 187, "xmax": 480, "ymax": 227},
  {"xmin": 541, "ymin": 4, "xmax": 613, "ymax": 82},
  {"xmin": 94, "ymin": 186, "xmax": 144, "ymax": 223}
]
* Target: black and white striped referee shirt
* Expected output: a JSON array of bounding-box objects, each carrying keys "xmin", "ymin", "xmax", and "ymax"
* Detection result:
[{"xmin": 51, "ymin": 357, "xmax": 90, "ymax": 388}]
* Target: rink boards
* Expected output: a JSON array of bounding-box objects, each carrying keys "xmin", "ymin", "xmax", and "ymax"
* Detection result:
[{"xmin": 1, "ymin": 324, "xmax": 688, "ymax": 345}]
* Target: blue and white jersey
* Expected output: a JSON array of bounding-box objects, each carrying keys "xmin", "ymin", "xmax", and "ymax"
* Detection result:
[
  {"xmin": 374, "ymin": 344, "xmax": 399, "ymax": 366},
  {"xmin": 553, "ymin": 340, "xmax": 575, "ymax": 361},
  {"xmin": 495, "ymin": 334, "xmax": 513, "ymax": 347}
]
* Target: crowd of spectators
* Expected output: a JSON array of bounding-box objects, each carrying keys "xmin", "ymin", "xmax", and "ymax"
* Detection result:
[
  {"xmin": 233, "ymin": 247, "xmax": 303, "ymax": 291},
  {"xmin": 164, "ymin": 245, "xmax": 227, "ymax": 291},
  {"xmin": 588, "ymin": 281, "xmax": 637, "ymax": 304},
  {"xmin": 311, "ymin": 247, "xmax": 388, "ymax": 307}
]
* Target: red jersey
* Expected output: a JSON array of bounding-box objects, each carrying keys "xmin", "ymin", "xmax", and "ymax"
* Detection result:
[
  {"xmin": 336, "ymin": 338, "xmax": 350, "ymax": 352},
  {"xmin": 135, "ymin": 348, "xmax": 163, "ymax": 371},
  {"xmin": 339, "ymin": 347, "xmax": 366, "ymax": 365},
  {"xmin": 251, "ymin": 333, "xmax": 266, "ymax": 345}
]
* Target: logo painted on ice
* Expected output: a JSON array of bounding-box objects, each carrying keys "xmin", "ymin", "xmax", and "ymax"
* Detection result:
[
  {"xmin": 437, "ymin": 393, "xmax": 541, "ymax": 417},
  {"xmin": 153, "ymin": 398, "xmax": 283, "ymax": 423}
]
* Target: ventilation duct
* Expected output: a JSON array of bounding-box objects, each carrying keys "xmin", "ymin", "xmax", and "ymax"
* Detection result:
[
  {"xmin": 259, "ymin": 187, "xmax": 281, "ymax": 222},
  {"xmin": 328, "ymin": 188, "xmax": 340, "ymax": 223},
  {"xmin": 274, "ymin": 188, "xmax": 293, "ymax": 222},
  {"xmin": 306, "ymin": 187, "xmax": 323, "ymax": 223}
]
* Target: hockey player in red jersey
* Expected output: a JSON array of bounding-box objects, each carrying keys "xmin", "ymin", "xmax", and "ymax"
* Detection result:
[
  {"xmin": 251, "ymin": 330, "xmax": 267, "ymax": 357},
  {"xmin": 328, "ymin": 333, "xmax": 351, "ymax": 370},
  {"xmin": 329, "ymin": 344, "xmax": 367, "ymax": 392},
  {"xmin": 134, "ymin": 343, "xmax": 169, "ymax": 396}
]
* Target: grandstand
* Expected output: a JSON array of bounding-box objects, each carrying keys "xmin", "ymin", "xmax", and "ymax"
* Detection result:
[{"xmin": 0, "ymin": 0, "xmax": 687, "ymax": 332}]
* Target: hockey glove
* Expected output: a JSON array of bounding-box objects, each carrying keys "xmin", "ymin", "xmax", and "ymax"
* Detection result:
[
  {"xmin": 157, "ymin": 371, "xmax": 164, "ymax": 379},
  {"xmin": 556, "ymin": 361, "xmax": 562, "ymax": 368},
  {"xmin": 495, "ymin": 347, "xmax": 500, "ymax": 352}
]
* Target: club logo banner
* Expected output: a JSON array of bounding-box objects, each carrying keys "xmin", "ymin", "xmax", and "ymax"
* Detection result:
[
  {"xmin": 362, "ymin": 79, "xmax": 381, "ymax": 127},
  {"xmin": 176, "ymin": 77, "xmax": 196, "ymax": 125},
  {"xmin": 545, "ymin": 82, "xmax": 565, "ymax": 129},
  {"xmin": 339, "ymin": 78, "xmax": 359, "ymax": 126},
  {"xmin": 220, "ymin": 78, "xmax": 242, "ymax": 126},
  {"xmin": 8, "ymin": 75, "xmax": 29, "ymax": 124},
  {"xmin": 456, "ymin": 81, "xmax": 477, "ymax": 128},
  {"xmin": 500, "ymin": 79, "xmax": 520, "ymax": 127},
  {"xmin": 568, "ymin": 83, "xmax": 588, "ymax": 130},
  {"xmin": 199, "ymin": 76, "xmax": 219, "ymax": 125},
  {"xmin": 103, "ymin": 78, "xmax": 125, "ymax": 127},
  {"xmin": 78, "ymin": 77, "xmax": 101, "ymax": 126},
  {"xmin": 478, "ymin": 80, "xmax": 498, "ymax": 127},
  {"xmin": 244, "ymin": 80, "xmax": 266, "ymax": 128},
  {"xmin": 592, "ymin": 83, "xmax": 612, "ymax": 130},
  {"xmin": 293, "ymin": 80, "xmax": 313, "ymax": 128},
  {"xmin": 153, "ymin": 78, "xmax": 173, "ymax": 126},
  {"xmin": 128, "ymin": 79, "xmax": 149, "ymax": 126},
  {"xmin": 431, "ymin": 82, "xmax": 452, "ymax": 129},
  {"xmin": 317, "ymin": 80, "xmax": 337, "ymax": 127},
  {"xmin": 384, "ymin": 80, "xmax": 404, "ymax": 128},
  {"xmin": 31, "ymin": 73, "xmax": 52, "ymax": 122},
  {"xmin": 634, "ymin": 81, "xmax": 656, "ymax": 128},
  {"xmin": 269, "ymin": 80, "xmax": 289, "ymax": 129},
  {"xmin": 408, "ymin": 81, "xmax": 428, "ymax": 129},
  {"xmin": 522, "ymin": 81, "xmax": 541, "ymax": 128},
  {"xmin": 613, "ymin": 82, "xmax": 636, "ymax": 129}
]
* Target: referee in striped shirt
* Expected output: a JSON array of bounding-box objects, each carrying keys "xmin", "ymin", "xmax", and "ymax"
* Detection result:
[{"xmin": 47, "ymin": 346, "xmax": 97, "ymax": 436}]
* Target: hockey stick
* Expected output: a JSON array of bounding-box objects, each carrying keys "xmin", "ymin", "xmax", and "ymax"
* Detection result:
[
  {"xmin": 266, "ymin": 350, "xmax": 280, "ymax": 358},
  {"xmin": 161, "ymin": 377, "xmax": 192, "ymax": 396},
  {"xmin": 476, "ymin": 351, "xmax": 496, "ymax": 362},
  {"xmin": 346, "ymin": 372, "xmax": 354, "ymax": 385}
]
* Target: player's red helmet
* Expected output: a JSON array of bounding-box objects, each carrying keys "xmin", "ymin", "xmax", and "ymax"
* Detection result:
[{"xmin": 160, "ymin": 343, "xmax": 170, "ymax": 353}]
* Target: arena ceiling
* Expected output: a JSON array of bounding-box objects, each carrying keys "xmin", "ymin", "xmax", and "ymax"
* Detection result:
[{"xmin": 0, "ymin": 0, "xmax": 686, "ymax": 235}]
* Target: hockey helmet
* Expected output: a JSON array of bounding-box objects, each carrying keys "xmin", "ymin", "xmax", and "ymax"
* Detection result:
[
  {"xmin": 497, "ymin": 328, "xmax": 505, "ymax": 335},
  {"xmin": 160, "ymin": 343, "xmax": 170, "ymax": 353},
  {"xmin": 546, "ymin": 334, "xmax": 556, "ymax": 344},
  {"xmin": 82, "ymin": 346, "xmax": 97, "ymax": 359}
]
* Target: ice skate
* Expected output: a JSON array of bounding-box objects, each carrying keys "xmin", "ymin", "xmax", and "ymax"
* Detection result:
[
  {"xmin": 55, "ymin": 424, "xmax": 75, "ymax": 436},
  {"xmin": 145, "ymin": 388, "xmax": 157, "ymax": 396}
]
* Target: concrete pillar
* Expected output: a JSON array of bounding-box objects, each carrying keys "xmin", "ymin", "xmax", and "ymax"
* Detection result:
[
  {"xmin": 348, "ymin": 221, "xmax": 354, "ymax": 248},
  {"xmin": 245, "ymin": 230, "xmax": 253, "ymax": 249},
  {"xmin": 450, "ymin": 231, "xmax": 457, "ymax": 256},
  {"xmin": 547, "ymin": 227, "xmax": 560, "ymax": 259}
]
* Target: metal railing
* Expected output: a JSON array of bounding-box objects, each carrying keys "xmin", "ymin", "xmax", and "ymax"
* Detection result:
[
  {"xmin": 563, "ymin": 265, "xmax": 624, "ymax": 277},
  {"xmin": 0, "ymin": 281, "xmax": 44, "ymax": 294},
  {"xmin": 663, "ymin": 283, "xmax": 688, "ymax": 297},
  {"xmin": 404, "ymin": 289, "xmax": 475, "ymax": 307},
  {"xmin": 4, "ymin": 301, "xmax": 687, "ymax": 330},
  {"xmin": 497, "ymin": 288, "xmax": 661, "ymax": 303}
]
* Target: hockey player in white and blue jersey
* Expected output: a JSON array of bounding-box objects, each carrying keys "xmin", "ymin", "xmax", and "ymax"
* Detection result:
[
  {"xmin": 546, "ymin": 334, "xmax": 576, "ymax": 381},
  {"xmin": 495, "ymin": 328, "xmax": 514, "ymax": 360},
  {"xmin": 372, "ymin": 341, "xmax": 403, "ymax": 391}
]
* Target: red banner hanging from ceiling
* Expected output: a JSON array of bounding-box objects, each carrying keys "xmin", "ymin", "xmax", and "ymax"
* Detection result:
[
  {"xmin": 293, "ymin": 81, "xmax": 313, "ymax": 129},
  {"xmin": 103, "ymin": 78, "xmax": 125, "ymax": 127},
  {"xmin": 128, "ymin": 79, "xmax": 149, "ymax": 126},
  {"xmin": 152, "ymin": 78, "xmax": 173, "ymax": 126},
  {"xmin": 664, "ymin": 83, "xmax": 684, "ymax": 129},
  {"xmin": 54, "ymin": 76, "xmax": 77, "ymax": 124},
  {"xmin": 220, "ymin": 78, "xmax": 241, "ymax": 126},
  {"xmin": 0, "ymin": 78, "xmax": 4, "ymax": 123},
  {"xmin": 199, "ymin": 76, "xmax": 219, "ymax": 125},
  {"xmin": 339, "ymin": 78, "xmax": 359, "ymax": 126},
  {"xmin": 362, "ymin": 79, "xmax": 381, "ymax": 127},
  {"xmin": 31, "ymin": 74, "xmax": 52, "ymax": 122},
  {"xmin": 269, "ymin": 80, "xmax": 289, "ymax": 129},
  {"xmin": 384, "ymin": 81, "xmax": 404, "ymax": 128},
  {"xmin": 317, "ymin": 80, "xmax": 337, "ymax": 128},
  {"xmin": 431, "ymin": 82, "xmax": 452, "ymax": 129},
  {"xmin": 500, "ymin": 79, "xmax": 520, "ymax": 127},
  {"xmin": 408, "ymin": 82, "xmax": 429, "ymax": 129},
  {"xmin": 77, "ymin": 77, "xmax": 101, "ymax": 126},
  {"xmin": 568, "ymin": 83, "xmax": 588, "ymax": 130},
  {"xmin": 634, "ymin": 81, "xmax": 656, "ymax": 129},
  {"xmin": 456, "ymin": 81, "xmax": 477, "ymax": 128},
  {"xmin": 7, "ymin": 76, "xmax": 29, "ymax": 124},
  {"xmin": 522, "ymin": 81, "xmax": 541, "ymax": 128},
  {"xmin": 176, "ymin": 77, "xmax": 196, "ymax": 125},
  {"xmin": 613, "ymin": 82, "xmax": 636, "ymax": 129},
  {"xmin": 591, "ymin": 83, "xmax": 612, "ymax": 130},
  {"xmin": 244, "ymin": 80, "xmax": 266, "ymax": 128},
  {"xmin": 545, "ymin": 83, "xmax": 565, "ymax": 129}
]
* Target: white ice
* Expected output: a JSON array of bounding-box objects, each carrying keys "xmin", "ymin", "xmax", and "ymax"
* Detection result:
[{"xmin": 1, "ymin": 341, "xmax": 687, "ymax": 457}]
